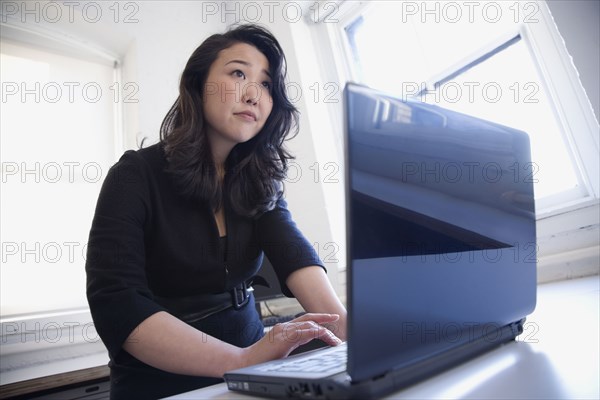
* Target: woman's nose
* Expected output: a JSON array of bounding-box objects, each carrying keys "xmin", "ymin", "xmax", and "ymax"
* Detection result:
[{"xmin": 241, "ymin": 82, "xmax": 261, "ymax": 105}]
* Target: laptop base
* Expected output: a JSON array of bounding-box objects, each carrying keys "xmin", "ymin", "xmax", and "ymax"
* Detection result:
[{"xmin": 225, "ymin": 319, "xmax": 524, "ymax": 399}]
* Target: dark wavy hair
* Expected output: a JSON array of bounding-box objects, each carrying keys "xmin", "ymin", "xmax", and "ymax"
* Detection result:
[{"xmin": 160, "ymin": 24, "xmax": 299, "ymax": 218}]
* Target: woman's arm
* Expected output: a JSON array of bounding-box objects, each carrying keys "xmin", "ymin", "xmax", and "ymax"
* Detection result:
[
  {"xmin": 286, "ymin": 266, "xmax": 348, "ymax": 341},
  {"xmin": 123, "ymin": 311, "xmax": 242, "ymax": 377},
  {"xmin": 122, "ymin": 310, "xmax": 342, "ymax": 377}
]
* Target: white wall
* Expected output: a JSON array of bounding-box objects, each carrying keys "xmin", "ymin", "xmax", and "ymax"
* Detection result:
[{"xmin": 120, "ymin": 4, "xmax": 227, "ymax": 149}]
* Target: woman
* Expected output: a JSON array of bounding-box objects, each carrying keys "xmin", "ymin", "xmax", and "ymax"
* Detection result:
[{"xmin": 85, "ymin": 24, "xmax": 347, "ymax": 399}]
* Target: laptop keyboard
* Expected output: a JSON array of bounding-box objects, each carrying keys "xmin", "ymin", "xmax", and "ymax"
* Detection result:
[{"xmin": 256, "ymin": 343, "xmax": 347, "ymax": 374}]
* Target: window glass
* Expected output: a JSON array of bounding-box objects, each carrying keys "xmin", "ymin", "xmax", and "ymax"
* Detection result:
[{"xmin": 421, "ymin": 40, "xmax": 579, "ymax": 199}]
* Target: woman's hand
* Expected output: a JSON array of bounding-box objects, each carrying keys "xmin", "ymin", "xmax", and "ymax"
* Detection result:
[{"xmin": 238, "ymin": 313, "xmax": 342, "ymax": 369}]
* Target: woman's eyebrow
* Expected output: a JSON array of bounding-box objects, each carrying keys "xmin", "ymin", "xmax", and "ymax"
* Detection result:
[{"xmin": 225, "ymin": 59, "xmax": 271, "ymax": 79}]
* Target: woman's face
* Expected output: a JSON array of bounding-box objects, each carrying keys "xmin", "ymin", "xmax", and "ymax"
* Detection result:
[{"xmin": 203, "ymin": 42, "xmax": 274, "ymax": 161}]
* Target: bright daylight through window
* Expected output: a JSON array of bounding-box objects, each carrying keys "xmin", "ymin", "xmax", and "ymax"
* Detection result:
[
  {"xmin": 1, "ymin": 40, "xmax": 116, "ymax": 317},
  {"xmin": 345, "ymin": 1, "xmax": 585, "ymax": 207}
]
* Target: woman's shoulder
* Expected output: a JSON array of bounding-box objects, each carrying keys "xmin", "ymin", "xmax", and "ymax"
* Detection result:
[
  {"xmin": 103, "ymin": 142, "xmax": 167, "ymax": 189},
  {"xmin": 256, "ymin": 197, "xmax": 291, "ymax": 223},
  {"xmin": 112, "ymin": 142, "xmax": 166, "ymax": 174},
  {"xmin": 118, "ymin": 142, "xmax": 164, "ymax": 165}
]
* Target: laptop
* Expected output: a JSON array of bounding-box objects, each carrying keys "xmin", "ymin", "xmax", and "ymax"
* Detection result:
[{"xmin": 224, "ymin": 82, "xmax": 537, "ymax": 399}]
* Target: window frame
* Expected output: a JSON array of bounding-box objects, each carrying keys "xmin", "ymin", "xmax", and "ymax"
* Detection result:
[{"xmin": 330, "ymin": 0, "xmax": 599, "ymax": 219}]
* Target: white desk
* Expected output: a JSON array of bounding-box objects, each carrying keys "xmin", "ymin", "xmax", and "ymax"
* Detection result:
[{"xmin": 167, "ymin": 275, "xmax": 599, "ymax": 399}]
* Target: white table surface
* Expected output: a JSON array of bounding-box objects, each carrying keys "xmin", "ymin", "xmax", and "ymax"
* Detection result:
[{"xmin": 167, "ymin": 275, "xmax": 599, "ymax": 399}]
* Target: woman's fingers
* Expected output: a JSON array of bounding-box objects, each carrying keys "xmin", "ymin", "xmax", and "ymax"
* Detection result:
[
  {"xmin": 240, "ymin": 314, "xmax": 344, "ymax": 370},
  {"xmin": 268, "ymin": 318, "xmax": 343, "ymax": 356},
  {"xmin": 292, "ymin": 313, "xmax": 340, "ymax": 324},
  {"xmin": 290, "ymin": 313, "xmax": 342, "ymax": 341},
  {"xmin": 294, "ymin": 325, "xmax": 343, "ymax": 346}
]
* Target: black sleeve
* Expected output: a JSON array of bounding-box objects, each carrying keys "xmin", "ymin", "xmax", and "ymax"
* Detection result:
[
  {"xmin": 256, "ymin": 199, "xmax": 326, "ymax": 297},
  {"xmin": 85, "ymin": 151, "xmax": 166, "ymax": 359}
]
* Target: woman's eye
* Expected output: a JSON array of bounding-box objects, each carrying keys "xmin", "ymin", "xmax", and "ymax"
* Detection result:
[
  {"xmin": 233, "ymin": 70, "xmax": 245, "ymax": 79},
  {"xmin": 262, "ymin": 81, "xmax": 272, "ymax": 90}
]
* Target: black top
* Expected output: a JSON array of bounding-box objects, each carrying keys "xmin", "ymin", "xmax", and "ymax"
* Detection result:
[{"xmin": 85, "ymin": 143, "xmax": 324, "ymax": 360}]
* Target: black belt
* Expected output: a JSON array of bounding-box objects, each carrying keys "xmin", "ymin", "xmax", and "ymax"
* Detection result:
[{"xmin": 155, "ymin": 277, "xmax": 269, "ymax": 324}]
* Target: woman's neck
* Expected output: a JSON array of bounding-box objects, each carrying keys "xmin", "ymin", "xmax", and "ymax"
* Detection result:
[
  {"xmin": 207, "ymin": 128, "xmax": 235, "ymax": 168},
  {"xmin": 216, "ymin": 163, "xmax": 226, "ymax": 181}
]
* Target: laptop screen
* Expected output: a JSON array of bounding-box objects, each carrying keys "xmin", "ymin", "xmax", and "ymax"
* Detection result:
[{"xmin": 344, "ymin": 83, "xmax": 537, "ymax": 381}]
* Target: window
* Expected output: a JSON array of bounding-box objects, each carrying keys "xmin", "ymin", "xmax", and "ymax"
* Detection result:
[
  {"xmin": 338, "ymin": 0, "xmax": 599, "ymax": 216},
  {"xmin": 1, "ymin": 36, "xmax": 119, "ymax": 318}
]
